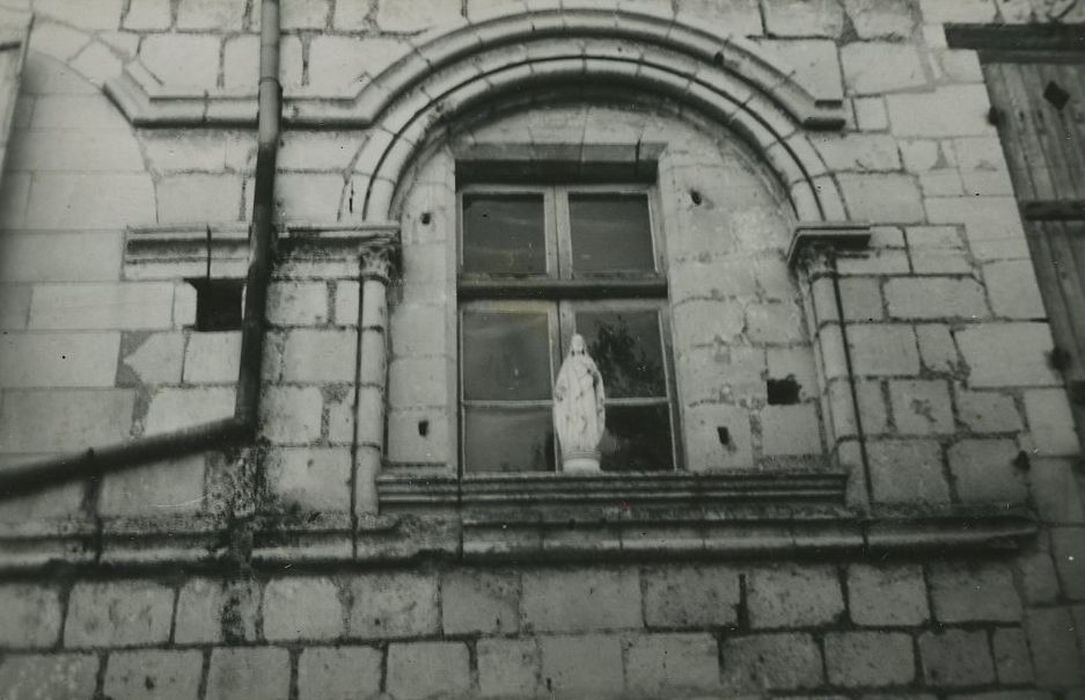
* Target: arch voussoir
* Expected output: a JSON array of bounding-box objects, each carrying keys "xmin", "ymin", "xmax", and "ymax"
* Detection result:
[{"xmin": 354, "ymin": 10, "xmax": 845, "ymax": 225}]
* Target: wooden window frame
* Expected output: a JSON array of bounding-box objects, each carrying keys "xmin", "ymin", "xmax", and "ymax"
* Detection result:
[{"xmin": 456, "ymin": 182, "xmax": 680, "ymax": 475}]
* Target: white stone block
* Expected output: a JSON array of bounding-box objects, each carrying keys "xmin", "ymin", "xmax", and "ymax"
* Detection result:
[
  {"xmin": 99, "ymin": 454, "xmax": 206, "ymax": 516},
  {"xmin": 70, "ymin": 42, "xmax": 124, "ymax": 85},
  {"xmin": 957, "ymin": 323, "xmax": 1061, "ymax": 388},
  {"xmin": 888, "ymin": 86, "xmax": 995, "ymax": 138},
  {"xmin": 842, "ymin": 43, "xmax": 927, "ymax": 95},
  {"xmin": 29, "ymin": 282, "xmax": 175, "ymax": 330},
  {"xmin": 281, "ymin": 329, "xmax": 357, "ymax": 383},
  {"xmin": 984, "ymin": 260, "xmax": 1046, "ymax": 319},
  {"xmin": 122, "ymin": 332, "xmax": 185, "ymax": 385},
  {"xmin": 268, "ymin": 282, "xmax": 329, "ymax": 327},
  {"xmin": 333, "ymin": 281, "xmax": 360, "ymax": 326},
  {"xmin": 919, "ymin": 0, "xmax": 997, "ymax": 23},
  {"xmin": 140, "ymin": 34, "xmax": 221, "ymax": 89},
  {"xmin": 841, "ymin": 0, "xmax": 915, "ymax": 38},
  {"xmin": 839, "ymin": 173, "xmax": 925, "ymax": 223},
  {"xmin": 184, "ymin": 331, "xmax": 241, "ymax": 384},
  {"xmin": 157, "ymin": 175, "xmax": 244, "ymax": 223},
  {"xmin": 0, "ymin": 232, "xmax": 122, "ymax": 283},
  {"xmin": 260, "ymin": 385, "xmax": 323, "ymax": 444},
  {"xmin": 1024, "ymin": 389, "xmax": 1079, "ymax": 456},
  {"xmin": 885, "ymin": 278, "xmax": 989, "ymax": 320},
  {"xmin": 123, "ymin": 0, "xmax": 171, "ymax": 30},
  {"xmin": 143, "ymin": 386, "xmax": 234, "ymax": 435},
  {"xmin": 376, "ymin": 0, "xmax": 462, "ymax": 32},
  {"xmin": 684, "ymin": 403, "xmax": 754, "ymax": 471},
  {"xmin": 847, "ymin": 324, "xmax": 921, "ymax": 376},
  {"xmin": 269, "ymin": 448, "xmax": 351, "ymax": 512},
  {"xmin": 8, "ymin": 127, "xmax": 144, "ymax": 172},
  {"xmin": 23, "ymin": 173, "xmax": 155, "ymax": 229},
  {"xmin": 0, "ymin": 332, "xmax": 120, "ymax": 388},
  {"xmin": 0, "ymin": 389, "xmax": 135, "ymax": 451},
  {"xmin": 890, "ymin": 379, "xmax": 954, "ymax": 435},
  {"xmin": 762, "ymin": 0, "xmax": 844, "ymax": 36},
  {"xmin": 675, "ymin": 0, "xmax": 763, "ymax": 35},
  {"xmin": 176, "ymin": 0, "xmax": 246, "ymax": 29},
  {"xmin": 36, "ymin": 0, "xmax": 123, "ymax": 30},
  {"xmin": 760, "ymin": 404, "xmax": 823, "ymax": 456},
  {"xmin": 853, "ymin": 97, "xmax": 888, "ymax": 132}
]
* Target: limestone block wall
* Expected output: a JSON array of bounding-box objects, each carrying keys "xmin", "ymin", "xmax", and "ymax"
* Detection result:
[
  {"xmin": 0, "ymin": 0, "xmax": 1080, "ymax": 697},
  {"xmin": 2, "ymin": 558, "xmax": 1081, "ymax": 698}
]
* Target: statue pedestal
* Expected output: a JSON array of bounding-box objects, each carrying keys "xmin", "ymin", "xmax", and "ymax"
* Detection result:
[{"xmin": 562, "ymin": 454, "xmax": 601, "ymax": 473}]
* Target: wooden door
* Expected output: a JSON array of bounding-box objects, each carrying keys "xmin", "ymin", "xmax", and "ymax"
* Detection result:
[{"xmin": 982, "ymin": 54, "xmax": 1085, "ymax": 452}]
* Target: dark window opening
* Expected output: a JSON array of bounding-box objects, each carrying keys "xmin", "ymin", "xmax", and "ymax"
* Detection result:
[
  {"xmin": 767, "ymin": 376, "xmax": 801, "ymax": 405},
  {"xmin": 1043, "ymin": 80, "xmax": 1070, "ymax": 110},
  {"xmin": 187, "ymin": 278, "xmax": 244, "ymax": 332}
]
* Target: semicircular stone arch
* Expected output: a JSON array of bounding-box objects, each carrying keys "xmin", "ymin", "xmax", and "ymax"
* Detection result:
[
  {"xmin": 385, "ymin": 98, "xmax": 822, "ymax": 473},
  {"xmin": 2, "ymin": 51, "xmax": 155, "ymax": 231},
  {"xmin": 348, "ymin": 8, "xmax": 846, "ymax": 224}
]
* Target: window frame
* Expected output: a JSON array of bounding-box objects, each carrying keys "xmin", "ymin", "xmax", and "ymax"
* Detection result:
[
  {"xmin": 456, "ymin": 183, "xmax": 668, "ymax": 301},
  {"xmin": 455, "ymin": 181, "xmax": 680, "ymax": 476}
]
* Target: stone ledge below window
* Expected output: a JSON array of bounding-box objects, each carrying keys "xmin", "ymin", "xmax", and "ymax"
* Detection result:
[
  {"xmin": 376, "ymin": 471, "xmax": 847, "ymax": 513},
  {"xmin": 0, "ymin": 503, "xmax": 1037, "ymax": 574}
]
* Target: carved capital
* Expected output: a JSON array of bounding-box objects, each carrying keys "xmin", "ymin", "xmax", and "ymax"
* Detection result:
[
  {"xmin": 360, "ymin": 244, "xmax": 396, "ymax": 284},
  {"xmin": 793, "ymin": 244, "xmax": 836, "ymax": 280}
]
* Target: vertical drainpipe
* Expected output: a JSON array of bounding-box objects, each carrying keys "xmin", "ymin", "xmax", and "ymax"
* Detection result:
[
  {"xmin": 354, "ymin": 248, "xmax": 394, "ymax": 515},
  {"xmin": 235, "ymin": 0, "xmax": 281, "ymax": 427}
]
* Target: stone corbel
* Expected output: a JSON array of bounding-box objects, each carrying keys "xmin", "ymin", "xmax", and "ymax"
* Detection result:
[{"xmin": 786, "ymin": 222, "xmax": 872, "ymax": 269}]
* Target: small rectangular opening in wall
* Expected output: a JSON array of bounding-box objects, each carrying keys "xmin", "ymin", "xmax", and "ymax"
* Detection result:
[
  {"xmin": 186, "ymin": 278, "xmax": 244, "ymax": 331},
  {"xmin": 767, "ymin": 376, "xmax": 801, "ymax": 405}
]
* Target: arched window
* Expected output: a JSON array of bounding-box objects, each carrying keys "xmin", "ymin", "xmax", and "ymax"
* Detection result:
[{"xmin": 386, "ymin": 99, "xmax": 821, "ymax": 476}]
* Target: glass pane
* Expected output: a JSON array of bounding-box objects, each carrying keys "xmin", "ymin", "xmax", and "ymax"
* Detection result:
[
  {"xmin": 464, "ymin": 407, "xmax": 555, "ymax": 472},
  {"xmin": 569, "ymin": 193, "xmax": 653, "ymax": 273},
  {"xmin": 599, "ymin": 404, "xmax": 673, "ymax": 471},
  {"xmin": 462, "ymin": 194, "xmax": 546, "ymax": 275},
  {"xmin": 462, "ymin": 311, "xmax": 551, "ymax": 401},
  {"xmin": 576, "ymin": 310, "xmax": 665, "ymax": 398}
]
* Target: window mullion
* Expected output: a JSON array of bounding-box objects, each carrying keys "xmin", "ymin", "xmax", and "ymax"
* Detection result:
[{"xmin": 553, "ymin": 186, "xmax": 573, "ymax": 279}]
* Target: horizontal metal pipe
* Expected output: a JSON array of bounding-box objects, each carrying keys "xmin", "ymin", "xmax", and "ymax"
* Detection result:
[{"xmin": 0, "ymin": 419, "xmax": 251, "ymax": 498}]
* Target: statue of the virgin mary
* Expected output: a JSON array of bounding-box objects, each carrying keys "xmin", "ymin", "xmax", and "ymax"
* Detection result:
[{"xmin": 553, "ymin": 334, "xmax": 606, "ymax": 472}]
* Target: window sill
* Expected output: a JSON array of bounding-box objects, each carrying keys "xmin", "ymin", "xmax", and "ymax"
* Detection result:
[{"xmin": 376, "ymin": 470, "xmax": 846, "ymax": 513}]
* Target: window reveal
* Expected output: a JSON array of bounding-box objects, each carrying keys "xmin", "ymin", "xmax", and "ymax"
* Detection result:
[{"xmin": 457, "ymin": 184, "xmax": 677, "ymax": 473}]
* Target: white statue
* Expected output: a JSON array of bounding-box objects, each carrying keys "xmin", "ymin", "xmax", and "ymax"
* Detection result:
[{"xmin": 553, "ymin": 334, "xmax": 606, "ymax": 473}]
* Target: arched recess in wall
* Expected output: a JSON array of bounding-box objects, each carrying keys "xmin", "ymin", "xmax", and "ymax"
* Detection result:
[{"xmin": 346, "ymin": 8, "xmax": 847, "ymax": 225}]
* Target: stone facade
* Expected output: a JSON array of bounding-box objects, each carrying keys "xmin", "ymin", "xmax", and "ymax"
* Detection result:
[{"xmin": 0, "ymin": 0, "xmax": 1082, "ymax": 697}]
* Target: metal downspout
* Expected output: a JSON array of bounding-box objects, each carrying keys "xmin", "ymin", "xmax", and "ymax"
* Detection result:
[
  {"xmin": 0, "ymin": 0, "xmax": 282, "ymax": 498},
  {"xmin": 235, "ymin": 0, "xmax": 281, "ymax": 426}
]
